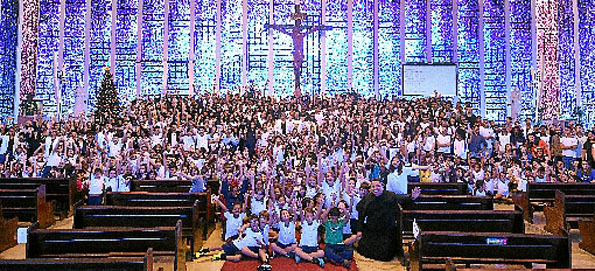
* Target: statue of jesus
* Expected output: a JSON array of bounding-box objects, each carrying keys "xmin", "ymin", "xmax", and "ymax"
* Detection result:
[{"xmin": 265, "ymin": 4, "xmax": 329, "ymax": 96}]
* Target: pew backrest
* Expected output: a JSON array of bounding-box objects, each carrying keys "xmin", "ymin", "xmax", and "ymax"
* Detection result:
[
  {"xmin": 408, "ymin": 183, "xmax": 468, "ymax": 195},
  {"xmin": 402, "ymin": 195, "xmax": 493, "ymax": 210},
  {"xmin": 401, "ymin": 210, "xmax": 524, "ymax": 237}
]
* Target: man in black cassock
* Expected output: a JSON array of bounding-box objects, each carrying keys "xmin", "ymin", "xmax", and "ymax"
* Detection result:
[{"xmin": 356, "ymin": 180, "xmax": 420, "ymax": 261}]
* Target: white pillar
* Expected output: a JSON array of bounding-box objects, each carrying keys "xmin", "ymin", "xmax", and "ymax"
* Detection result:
[
  {"xmin": 452, "ymin": 0, "xmax": 458, "ymax": 63},
  {"xmin": 426, "ymin": 0, "xmax": 432, "ymax": 63},
  {"xmin": 573, "ymin": 0, "xmax": 581, "ymax": 106},
  {"xmin": 84, "ymin": 0, "xmax": 92, "ymax": 113},
  {"xmin": 373, "ymin": 0, "xmax": 379, "ymax": 98},
  {"xmin": 479, "ymin": 0, "xmax": 485, "ymax": 117},
  {"xmin": 216, "ymin": 0, "xmax": 222, "ymax": 93},
  {"xmin": 163, "ymin": 0, "xmax": 170, "ymax": 95},
  {"xmin": 400, "ymin": 0, "xmax": 406, "ymax": 63},
  {"xmin": 136, "ymin": 0, "xmax": 143, "ymax": 97},
  {"xmin": 241, "ymin": 0, "xmax": 248, "ymax": 89},
  {"xmin": 505, "ymin": 0, "xmax": 511, "ymax": 117},
  {"xmin": 57, "ymin": 0, "xmax": 66, "ymax": 116},
  {"xmin": 189, "ymin": 0, "xmax": 196, "ymax": 95},
  {"xmin": 347, "ymin": 0, "xmax": 353, "ymax": 91},
  {"xmin": 267, "ymin": 0, "xmax": 274, "ymax": 96},
  {"xmin": 15, "ymin": 0, "xmax": 24, "ymax": 118},
  {"xmin": 111, "ymin": 0, "xmax": 117, "ymax": 72},
  {"xmin": 320, "ymin": 0, "xmax": 327, "ymax": 96},
  {"xmin": 530, "ymin": 0, "xmax": 537, "ymax": 70}
]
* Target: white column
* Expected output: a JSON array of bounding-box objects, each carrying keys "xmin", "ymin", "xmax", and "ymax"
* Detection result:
[
  {"xmin": 163, "ymin": 0, "xmax": 170, "ymax": 95},
  {"xmin": 267, "ymin": 0, "xmax": 274, "ymax": 96},
  {"xmin": 373, "ymin": 0, "xmax": 379, "ymax": 98},
  {"xmin": 84, "ymin": 0, "xmax": 92, "ymax": 113},
  {"xmin": 573, "ymin": 0, "xmax": 581, "ymax": 106},
  {"xmin": 15, "ymin": 0, "xmax": 24, "ymax": 118},
  {"xmin": 505, "ymin": 0, "xmax": 511, "ymax": 117},
  {"xmin": 400, "ymin": 0, "xmax": 406, "ymax": 63},
  {"xmin": 347, "ymin": 0, "xmax": 353, "ymax": 91},
  {"xmin": 241, "ymin": 0, "xmax": 248, "ymax": 89},
  {"xmin": 479, "ymin": 0, "xmax": 485, "ymax": 117},
  {"xmin": 189, "ymin": 0, "xmax": 196, "ymax": 95},
  {"xmin": 426, "ymin": 0, "xmax": 432, "ymax": 63},
  {"xmin": 452, "ymin": 0, "xmax": 458, "ymax": 63},
  {"xmin": 216, "ymin": 0, "xmax": 222, "ymax": 93},
  {"xmin": 111, "ymin": 0, "xmax": 117, "ymax": 72},
  {"xmin": 320, "ymin": 0, "xmax": 327, "ymax": 96},
  {"xmin": 136, "ymin": 0, "xmax": 143, "ymax": 97},
  {"xmin": 57, "ymin": 0, "xmax": 66, "ymax": 115},
  {"xmin": 530, "ymin": 0, "xmax": 537, "ymax": 70}
]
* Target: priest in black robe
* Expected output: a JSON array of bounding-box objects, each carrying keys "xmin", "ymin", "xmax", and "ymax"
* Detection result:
[{"xmin": 356, "ymin": 180, "xmax": 420, "ymax": 261}]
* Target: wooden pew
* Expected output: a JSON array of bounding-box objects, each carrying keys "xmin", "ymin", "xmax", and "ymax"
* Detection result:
[
  {"xmin": 0, "ymin": 248, "xmax": 154, "ymax": 271},
  {"xmin": 402, "ymin": 195, "xmax": 494, "ymax": 210},
  {"xmin": 0, "ymin": 178, "xmax": 82, "ymax": 217},
  {"xmin": 544, "ymin": 190, "xmax": 595, "ymax": 235},
  {"xmin": 120, "ymin": 185, "xmax": 215, "ymax": 240},
  {"xmin": 409, "ymin": 231, "xmax": 571, "ymax": 271},
  {"xmin": 401, "ymin": 210, "xmax": 524, "ymax": 239},
  {"xmin": 0, "ymin": 185, "xmax": 55, "ymax": 228},
  {"xmin": 74, "ymin": 203, "xmax": 201, "ymax": 252},
  {"xmin": 131, "ymin": 180, "xmax": 193, "ymax": 192},
  {"xmin": 578, "ymin": 210, "xmax": 595, "ymax": 255},
  {"xmin": 0, "ymin": 202, "xmax": 18, "ymax": 252},
  {"xmin": 27, "ymin": 221, "xmax": 184, "ymax": 271},
  {"xmin": 444, "ymin": 258, "xmax": 591, "ymax": 271},
  {"xmin": 408, "ymin": 182, "xmax": 468, "ymax": 196},
  {"xmin": 105, "ymin": 191, "xmax": 215, "ymax": 243},
  {"xmin": 106, "ymin": 191, "xmax": 202, "ymax": 207},
  {"xmin": 513, "ymin": 182, "xmax": 595, "ymax": 222}
]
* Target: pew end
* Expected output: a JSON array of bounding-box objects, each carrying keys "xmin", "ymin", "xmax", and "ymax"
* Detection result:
[
  {"xmin": 0, "ymin": 202, "xmax": 19, "ymax": 252},
  {"xmin": 513, "ymin": 192, "xmax": 531, "ymax": 222},
  {"xmin": 578, "ymin": 211, "xmax": 595, "ymax": 255}
]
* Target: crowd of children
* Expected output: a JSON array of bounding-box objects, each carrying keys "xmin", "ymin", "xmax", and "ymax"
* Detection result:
[{"xmin": 2, "ymin": 91, "xmax": 595, "ymax": 269}]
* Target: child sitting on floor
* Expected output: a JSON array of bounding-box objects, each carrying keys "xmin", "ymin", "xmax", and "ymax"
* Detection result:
[
  {"xmin": 322, "ymin": 203, "xmax": 354, "ymax": 269},
  {"xmin": 294, "ymin": 207, "xmax": 325, "ymax": 267}
]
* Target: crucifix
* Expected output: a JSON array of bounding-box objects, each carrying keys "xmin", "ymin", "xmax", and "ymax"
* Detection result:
[{"xmin": 265, "ymin": 2, "xmax": 330, "ymax": 96}]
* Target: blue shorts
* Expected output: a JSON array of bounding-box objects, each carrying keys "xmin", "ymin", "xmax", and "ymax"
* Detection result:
[
  {"xmin": 222, "ymin": 242, "xmax": 240, "ymax": 255},
  {"xmin": 246, "ymin": 246, "xmax": 260, "ymax": 254},
  {"xmin": 299, "ymin": 246, "xmax": 319, "ymax": 254},
  {"xmin": 275, "ymin": 241, "xmax": 295, "ymax": 249}
]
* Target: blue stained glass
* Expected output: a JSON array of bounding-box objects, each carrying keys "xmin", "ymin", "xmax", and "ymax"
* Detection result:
[
  {"xmin": 353, "ymin": 0, "xmax": 373, "ymax": 96},
  {"xmin": 220, "ymin": 0, "xmax": 243, "ymax": 91},
  {"xmin": 404, "ymin": 0, "xmax": 427, "ymax": 63},
  {"xmin": 431, "ymin": 0, "xmax": 454, "ymax": 63},
  {"xmin": 510, "ymin": 0, "xmax": 534, "ymax": 120},
  {"xmin": 194, "ymin": 0, "xmax": 217, "ymax": 93},
  {"xmin": 325, "ymin": 0, "xmax": 348, "ymax": 94},
  {"xmin": 579, "ymin": 0, "xmax": 595, "ymax": 126},
  {"xmin": 378, "ymin": 0, "xmax": 401, "ymax": 98},
  {"xmin": 36, "ymin": 0, "xmax": 61, "ymax": 114},
  {"xmin": 483, "ymin": 0, "xmax": 506, "ymax": 121},
  {"xmin": 90, "ymin": 0, "xmax": 112, "ymax": 111},
  {"xmin": 272, "ymin": 0, "xmax": 295, "ymax": 97},
  {"xmin": 168, "ymin": 0, "xmax": 190, "ymax": 94},
  {"xmin": 62, "ymin": 0, "xmax": 86, "ymax": 116},
  {"xmin": 115, "ymin": 0, "xmax": 138, "ymax": 103},
  {"xmin": 457, "ymin": 0, "xmax": 480, "ymax": 113},
  {"xmin": 141, "ymin": 0, "xmax": 164, "ymax": 97},
  {"xmin": 559, "ymin": 0, "xmax": 575, "ymax": 118},
  {"xmin": 246, "ymin": 0, "xmax": 269, "ymax": 94},
  {"xmin": 0, "ymin": 0, "xmax": 17, "ymax": 118}
]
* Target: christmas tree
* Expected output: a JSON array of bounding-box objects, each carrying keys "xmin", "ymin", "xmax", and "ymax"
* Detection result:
[{"xmin": 94, "ymin": 67, "xmax": 120, "ymax": 124}]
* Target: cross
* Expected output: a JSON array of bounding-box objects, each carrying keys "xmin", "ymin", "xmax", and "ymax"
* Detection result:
[{"xmin": 265, "ymin": 4, "xmax": 331, "ymax": 96}]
